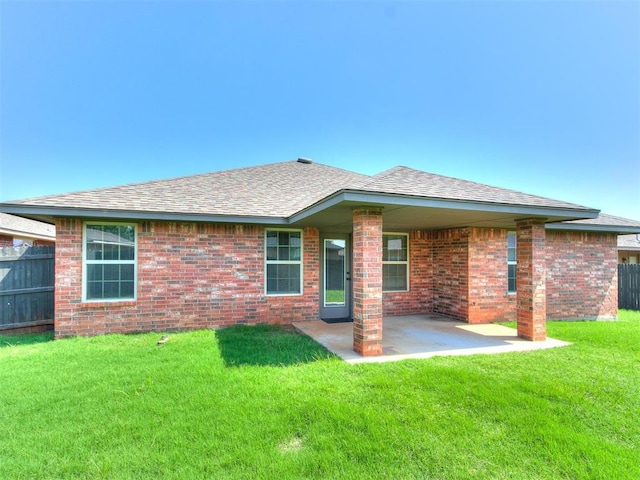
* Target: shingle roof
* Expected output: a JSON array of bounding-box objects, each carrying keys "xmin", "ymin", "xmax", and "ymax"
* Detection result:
[
  {"xmin": 355, "ymin": 166, "xmax": 591, "ymax": 210},
  {"xmin": 0, "ymin": 212, "xmax": 55, "ymax": 239},
  {"xmin": 547, "ymin": 213, "xmax": 640, "ymax": 233},
  {"xmin": 560, "ymin": 213, "xmax": 640, "ymax": 228},
  {"xmin": 1, "ymin": 160, "xmax": 602, "ymax": 221},
  {"xmin": 618, "ymin": 234, "xmax": 640, "ymax": 250},
  {"xmin": 7, "ymin": 161, "xmax": 369, "ymax": 218}
]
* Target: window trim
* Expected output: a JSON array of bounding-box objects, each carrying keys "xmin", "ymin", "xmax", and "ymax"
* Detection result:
[
  {"xmin": 382, "ymin": 232, "xmax": 409, "ymax": 293},
  {"xmin": 507, "ymin": 231, "xmax": 517, "ymax": 295},
  {"xmin": 82, "ymin": 222, "xmax": 138, "ymax": 303},
  {"xmin": 264, "ymin": 228, "xmax": 304, "ymax": 296}
]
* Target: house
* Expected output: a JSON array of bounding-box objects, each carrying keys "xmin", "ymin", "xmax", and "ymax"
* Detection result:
[
  {"xmin": 0, "ymin": 212, "xmax": 55, "ymax": 247},
  {"xmin": 618, "ymin": 234, "xmax": 640, "ymax": 264},
  {"xmin": 1, "ymin": 159, "xmax": 639, "ymax": 356}
]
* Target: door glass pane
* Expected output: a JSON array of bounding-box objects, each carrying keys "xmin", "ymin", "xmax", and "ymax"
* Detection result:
[{"xmin": 324, "ymin": 239, "xmax": 345, "ymax": 306}]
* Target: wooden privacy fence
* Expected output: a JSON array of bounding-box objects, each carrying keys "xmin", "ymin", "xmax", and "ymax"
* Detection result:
[
  {"xmin": 618, "ymin": 264, "xmax": 639, "ymax": 310},
  {"xmin": 0, "ymin": 245, "xmax": 55, "ymax": 331}
]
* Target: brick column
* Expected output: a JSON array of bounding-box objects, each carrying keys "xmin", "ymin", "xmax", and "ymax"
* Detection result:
[
  {"xmin": 352, "ymin": 208, "xmax": 383, "ymax": 356},
  {"xmin": 516, "ymin": 219, "xmax": 547, "ymax": 341}
]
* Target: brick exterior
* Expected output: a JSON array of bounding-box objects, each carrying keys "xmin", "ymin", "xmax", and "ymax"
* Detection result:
[
  {"xmin": 430, "ymin": 229, "xmax": 469, "ymax": 320},
  {"xmin": 52, "ymin": 216, "xmax": 618, "ymax": 342},
  {"xmin": 516, "ymin": 219, "xmax": 547, "ymax": 341},
  {"xmin": 546, "ymin": 230, "xmax": 618, "ymax": 320},
  {"xmin": 54, "ymin": 219, "xmax": 319, "ymax": 338},
  {"xmin": 352, "ymin": 208, "xmax": 383, "ymax": 356},
  {"xmin": 468, "ymin": 228, "xmax": 516, "ymax": 323}
]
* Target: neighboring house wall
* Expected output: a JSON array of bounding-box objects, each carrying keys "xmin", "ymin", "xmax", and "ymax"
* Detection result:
[
  {"xmin": 0, "ymin": 235, "xmax": 12, "ymax": 247},
  {"xmin": 54, "ymin": 218, "xmax": 320, "ymax": 338},
  {"xmin": 0, "ymin": 234, "xmax": 54, "ymax": 247},
  {"xmin": 619, "ymin": 251, "xmax": 639, "ymax": 264},
  {"xmin": 546, "ymin": 231, "xmax": 618, "ymax": 320}
]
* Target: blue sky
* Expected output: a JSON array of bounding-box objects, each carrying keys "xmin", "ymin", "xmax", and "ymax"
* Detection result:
[{"xmin": 1, "ymin": 0, "xmax": 638, "ymax": 220}]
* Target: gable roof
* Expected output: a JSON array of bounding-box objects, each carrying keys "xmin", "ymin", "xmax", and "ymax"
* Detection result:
[
  {"xmin": 0, "ymin": 212, "xmax": 55, "ymax": 241},
  {"xmin": 3, "ymin": 159, "xmax": 597, "ymax": 223}
]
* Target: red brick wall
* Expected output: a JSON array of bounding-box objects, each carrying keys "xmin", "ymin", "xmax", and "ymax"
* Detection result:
[
  {"xmin": 546, "ymin": 230, "xmax": 617, "ymax": 320},
  {"xmin": 382, "ymin": 230, "xmax": 432, "ymax": 316},
  {"xmin": 516, "ymin": 219, "xmax": 547, "ymax": 341},
  {"xmin": 352, "ymin": 208, "xmax": 383, "ymax": 356},
  {"xmin": 0, "ymin": 234, "xmax": 13, "ymax": 247},
  {"xmin": 54, "ymin": 219, "xmax": 319, "ymax": 337},
  {"xmin": 52, "ymin": 217, "xmax": 619, "ymax": 338},
  {"xmin": 429, "ymin": 229, "xmax": 469, "ymax": 321},
  {"xmin": 468, "ymin": 228, "xmax": 516, "ymax": 323}
]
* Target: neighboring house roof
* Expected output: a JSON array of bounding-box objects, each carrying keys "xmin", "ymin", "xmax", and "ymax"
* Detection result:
[
  {"xmin": 618, "ymin": 234, "xmax": 640, "ymax": 251},
  {"xmin": 1, "ymin": 159, "xmax": 639, "ymax": 233},
  {"xmin": 0, "ymin": 212, "xmax": 55, "ymax": 241}
]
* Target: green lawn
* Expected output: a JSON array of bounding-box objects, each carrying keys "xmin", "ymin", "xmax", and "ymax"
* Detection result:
[
  {"xmin": 325, "ymin": 289, "xmax": 345, "ymax": 304},
  {"xmin": 1, "ymin": 312, "xmax": 639, "ymax": 479}
]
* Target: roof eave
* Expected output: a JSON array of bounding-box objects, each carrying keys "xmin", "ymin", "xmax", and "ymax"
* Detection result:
[
  {"xmin": 289, "ymin": 190, "xmax": 600, "ymax": 224},
  {"xmin": 0, "ymin": 204, "xmax": 289, "ymax": 226},
  {"xmin": 546, "ymin": 223, "xmax": 640, "ymax": 234}
]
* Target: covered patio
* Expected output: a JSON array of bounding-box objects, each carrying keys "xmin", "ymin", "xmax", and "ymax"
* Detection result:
[{"xmin": 293, "ymin": 314, "xmax": 570, "ymax": 364}]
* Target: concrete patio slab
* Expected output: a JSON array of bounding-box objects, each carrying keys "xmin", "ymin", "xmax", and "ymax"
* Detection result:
[{"xmin": 293, "ymin": 314, "xmax": 570, "ymax": 364}]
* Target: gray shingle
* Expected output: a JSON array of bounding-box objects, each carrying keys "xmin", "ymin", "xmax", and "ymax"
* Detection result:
[
  {"xmin": 4, "ymin": 160, "xmax": 599, "ymax": 218},
  {"xmin": 560, "ymin": 213, "xmax": 640, "ymax": 228},
  {"xmin": 618, "ymin": 234, "xmax": 640, "ymax": 250},
  {"xmin": 354, "ymin": 166, "xmax": 593, "ymax": 210},
  {"xmin": 8, "ymin": 161, "xmax": 369, "ymax": 218}
]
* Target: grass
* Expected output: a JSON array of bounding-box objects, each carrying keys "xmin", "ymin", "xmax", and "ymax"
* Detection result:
[
  {"xmin": 324, "ymin": 289, "xmax": 345, "ymax": 303},
  {"xmin": 1, "ymin": 312, "xmax": 639, "ymax": 479}
]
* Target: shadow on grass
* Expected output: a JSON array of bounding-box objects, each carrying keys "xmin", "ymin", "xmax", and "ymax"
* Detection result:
[
  {"xmin": 215, "ymin": 324, "xmax": 336, "ymax": 367},
  {"xmin": 0, "ymin": 332, "xmax": 54, "ymax": 348}
]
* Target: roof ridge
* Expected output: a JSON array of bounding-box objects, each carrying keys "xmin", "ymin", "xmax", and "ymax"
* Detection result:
[{"xmin": 354, "ymin": 165, "xmax": 406, "ymax": 188}]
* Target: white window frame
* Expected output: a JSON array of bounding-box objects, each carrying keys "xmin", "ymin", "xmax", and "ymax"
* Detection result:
[
  {"xmin": 507, "ymin": 231, "xmax": 517, "ymax": 294},
  {"xmin": 382, "ymin": 232, "xmax": 409, "ymax": 293},
  {"xmin": 83, "ymin": 222, "xmax": 138, "ymax": 303},
  {"xmin": 264, "ymin": 228, "xmax": 304, "ymax": 296}
]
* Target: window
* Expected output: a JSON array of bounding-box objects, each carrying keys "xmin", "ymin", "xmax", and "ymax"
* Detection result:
[
  {"xmin": 383, "ymin": 233, "xmax": 409, "ymax": 292},
  {"xmin": 507, "ymin": 232, "xmax": 517, "ymax": 294},
  {"xmin": 84, "ymin": 223, "xmax": 136, "ymax": 301},
  {"xmin": 265, "ymin": 230, "xmax": 302, "ymax": 295}
]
